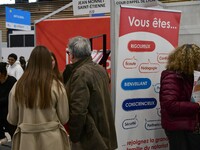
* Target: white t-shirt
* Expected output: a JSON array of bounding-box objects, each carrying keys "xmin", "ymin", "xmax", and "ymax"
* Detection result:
[{"xmin": 7, "ymin": 61, "xmax": 24, "ymax": 80}]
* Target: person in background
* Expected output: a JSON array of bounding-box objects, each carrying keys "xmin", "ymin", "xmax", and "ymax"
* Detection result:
[
  {"xmin": 0, "ymin": 62, "xmax": 17, "ymax": 145},
  {"xmin": 7, "ymin": 46, "xmax": 71, "ymax": 150},
  {"xmin": 159, "ymin": 44, "xmax": 200, "ymax": 150},
  {"xmin": 7, "ymin": 53, "xmax": 23, "ymax": 80},
  {"xmin": 51, "ymin": 52, "xmax": 63, "ymax": 82},
  {"xmin": 19, "ymin": 56, "xmax": 26, "ymax": 71},
  {"xmin": 51, "ymin": 52, "xmax": 70, "ymax": 133},
  {"xmin": 64, "ymin": 36, "xmax": 118, "ymax": 150}
]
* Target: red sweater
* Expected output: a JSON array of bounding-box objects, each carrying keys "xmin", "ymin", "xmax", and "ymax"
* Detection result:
[{"xmin": 159, "ymin": 70, "xmax": 200, "ymax": 131}]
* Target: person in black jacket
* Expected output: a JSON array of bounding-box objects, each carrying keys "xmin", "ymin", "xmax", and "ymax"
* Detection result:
[{"xmin": 0, "ymin": 62, "xmax": 17, "ymax": 145}]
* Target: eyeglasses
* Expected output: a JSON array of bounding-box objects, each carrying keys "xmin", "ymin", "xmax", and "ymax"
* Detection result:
[
  {"xmin": 66, "ymin": 48, "xmax": 71, "ymax": 55},
  {"xmin": 66, "ymin": 51, "xmax": 70, "ymax": 55}
]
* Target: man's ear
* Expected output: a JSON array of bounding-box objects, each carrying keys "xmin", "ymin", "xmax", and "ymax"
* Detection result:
[{"xmin": 71, "ymin": 54, "xmax": 75, "ymax": 59}]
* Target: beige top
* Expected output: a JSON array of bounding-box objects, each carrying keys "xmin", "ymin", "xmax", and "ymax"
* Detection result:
[
  {"xmin": 7, "ymin": 80, "xmax": 70, "ymax": 150},
  {"xmin": 7, "ymin": 80, "xmax": 69, "ymax": 126}
]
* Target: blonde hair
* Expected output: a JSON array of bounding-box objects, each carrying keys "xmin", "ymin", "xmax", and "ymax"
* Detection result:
[{"xmin": 166, "ymin": 44, "xmax": 200, "ymax": 75}]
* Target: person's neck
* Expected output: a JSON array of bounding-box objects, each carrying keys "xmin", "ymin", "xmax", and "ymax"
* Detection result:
[
  {"xmin": 71, "ymin": 58, "xmax": 79, "ymax": 64},
  {"xmin": 0, "ymin": 75, "xmax": 8, "ymax": 84}
]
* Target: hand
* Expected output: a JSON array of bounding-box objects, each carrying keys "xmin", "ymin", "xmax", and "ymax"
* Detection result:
[{"xmin": 196, "ymin": 101, "xmax": 200, "ymax": 106}]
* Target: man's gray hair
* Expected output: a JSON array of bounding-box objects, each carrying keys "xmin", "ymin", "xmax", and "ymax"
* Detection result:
[{"xmin": 68, "ymin": 36, "xmax": 91, "ymax": 59}]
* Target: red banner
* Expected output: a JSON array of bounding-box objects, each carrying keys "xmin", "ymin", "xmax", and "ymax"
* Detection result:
[{"xmin": 35, "ymin": 16, "xmax": 110, "ymax": 71}]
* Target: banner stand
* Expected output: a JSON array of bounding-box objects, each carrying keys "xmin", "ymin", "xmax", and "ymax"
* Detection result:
[{"xmin": 113, "ymin": 5, "xmax": 181, "ymax": 150}]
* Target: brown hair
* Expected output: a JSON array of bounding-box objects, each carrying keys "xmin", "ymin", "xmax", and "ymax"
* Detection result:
[
  {"xmin": 50, "ymin": 52, "xmax": 63, "ymax": 82},
  {"xmin": 166, "ymin": 44, "xmax": 200, "ymax": 75},
  {"xmin": 15, "ymin": 46, "xmax": 54, "ymax": 109}
]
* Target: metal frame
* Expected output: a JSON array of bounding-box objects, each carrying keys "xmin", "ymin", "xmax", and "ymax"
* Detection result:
[
  {"xmin": 89, "ymin": 34, "xmax": 109, "ymax": 69},
  {"xmin": 34, "ymin": 2, "xmax": 73, "ymax": 46}
]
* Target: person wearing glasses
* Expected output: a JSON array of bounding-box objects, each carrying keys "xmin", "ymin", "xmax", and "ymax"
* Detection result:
[{"xmin": 64, "ymin": 36, "xmax": 118, "ymax": 150}]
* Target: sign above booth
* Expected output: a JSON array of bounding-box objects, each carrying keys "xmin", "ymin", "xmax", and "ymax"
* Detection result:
[
  {"xmin": 73, "ymin": 0, "xmax": 110, "ymax": 15},
  {"xmin": 5, "ymin": 7, "xmax": 31, "ymax": 31},
  {"xmin": 115, "ymin": 0, "xmax": 158, "ymax": 7}
]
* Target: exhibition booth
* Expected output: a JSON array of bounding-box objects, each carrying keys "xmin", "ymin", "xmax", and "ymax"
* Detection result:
[{"xmin": 1, "ymin": 1, "xmax": 200, "ymax": 150}]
